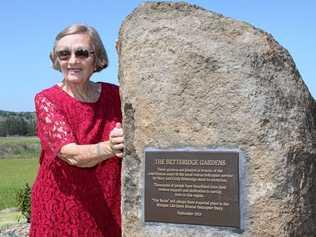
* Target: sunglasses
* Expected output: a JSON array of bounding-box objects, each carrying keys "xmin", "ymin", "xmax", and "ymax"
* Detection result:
[{"xmin": 56, "ymin": 48, "xmax": 94, "ymax": 61}]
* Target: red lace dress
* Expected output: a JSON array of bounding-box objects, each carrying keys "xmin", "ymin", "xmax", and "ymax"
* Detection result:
[{"xmin": 30, "ymin": 82, "xmax": 122, "ymax": 237}]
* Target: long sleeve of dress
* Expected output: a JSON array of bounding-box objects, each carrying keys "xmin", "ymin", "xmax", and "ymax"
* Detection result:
[{"xmin": 35, "ymin": 93, "xmax": 76, "ymax": 161}]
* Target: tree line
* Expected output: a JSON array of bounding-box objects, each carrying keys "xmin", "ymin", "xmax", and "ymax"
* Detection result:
[{"xmin": 0, "ymin": 110, "xmax": 36, "ymax": 136}]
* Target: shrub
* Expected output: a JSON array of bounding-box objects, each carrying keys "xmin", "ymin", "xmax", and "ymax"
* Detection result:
[{"xmin": 16, "ymin": 183, "xmax": 31, "ymax": 223}]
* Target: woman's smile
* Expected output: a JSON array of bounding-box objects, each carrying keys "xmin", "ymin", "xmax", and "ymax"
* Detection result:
[{"xmin": 68, "ymin": 68, "xmax": 82, "ymax": 74}]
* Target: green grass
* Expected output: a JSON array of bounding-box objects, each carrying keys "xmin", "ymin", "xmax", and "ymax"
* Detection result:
[
  {"xmin": 0, "ymin": 136, "xmax": 40, "ymax": 159},
  {"xmin": 0, "ymin": 159, "xmax": 38, "ymax": 210},
  {"xmin": 0, "ymin": 136, "xmax": 39, "ymax": 145},
  {"xmin": 0, "ymin": 209, "xmax": 25, "ymax": 228}
]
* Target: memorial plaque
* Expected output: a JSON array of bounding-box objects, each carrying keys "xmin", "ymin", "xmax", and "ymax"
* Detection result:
[{"xmin": 144, "ymin": 149, "xmax": 240, "ymax": 229}]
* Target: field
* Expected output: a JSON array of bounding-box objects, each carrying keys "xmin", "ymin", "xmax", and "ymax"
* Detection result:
[
  {"xmin": 0, "ymin": 137, "xmax": 39, "ymax": 210},
  {"xmin": 0, "ymin": 159, "xmax": 38, "ymax": 210},
  {"xmin": 0, "ymin": 136, "xmax": 40, "ymax": 159}
]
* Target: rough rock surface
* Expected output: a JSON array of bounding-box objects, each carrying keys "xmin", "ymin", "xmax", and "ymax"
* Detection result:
[{"xmin": 118, "ymin": 2, "xmax": 316, "ymax": 237}]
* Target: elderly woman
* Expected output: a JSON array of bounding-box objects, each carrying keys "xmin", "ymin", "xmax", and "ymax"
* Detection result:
[{"xmin": 30, "ymin": 24, "xmax": 123, "ymax": 237}]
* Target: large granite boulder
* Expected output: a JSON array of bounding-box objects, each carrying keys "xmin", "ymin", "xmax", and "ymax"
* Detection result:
[{"xmin": 117, "ymin": 2, "xmax": 316, "ymax": 236}]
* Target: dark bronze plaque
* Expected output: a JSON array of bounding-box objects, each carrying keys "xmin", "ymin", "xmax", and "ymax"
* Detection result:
[{"xmin": 144, "ymin": 149, "xmax": 240, "ymax": 229}]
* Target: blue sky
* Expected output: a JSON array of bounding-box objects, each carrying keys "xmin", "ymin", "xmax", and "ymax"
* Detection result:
[{"xmin": 0, "ymin": 0, "xmax": 315, "ymax": 112}]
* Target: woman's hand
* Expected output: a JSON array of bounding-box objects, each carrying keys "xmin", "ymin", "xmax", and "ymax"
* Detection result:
[{"xmin": 109, "ymin": 122, "xmax": 124, "ymax": 158}]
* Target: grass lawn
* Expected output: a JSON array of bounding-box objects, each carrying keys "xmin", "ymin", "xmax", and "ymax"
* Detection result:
[
  {"xmin": 0, "ymin": 159, "xmax": 38, "ymax": 210},
  {"xmin": 0, "ymin": 136, "xmax": 40, "ymax": 159},
  {"xmin": 0, "ymin": 209, "xmax": 25, "ymax": 228},
  {"xmin": 0, "ymin": 136, "xmax": 39, "ymax": 145}
]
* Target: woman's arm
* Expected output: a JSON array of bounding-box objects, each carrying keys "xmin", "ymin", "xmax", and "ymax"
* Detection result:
[
  {"xmin": 59, "ymin": 123, "xmax": 124, "ymax": 168},
  {"xmin": 58, "ymin": 141, "xmax": 113, "ymax": 168}
]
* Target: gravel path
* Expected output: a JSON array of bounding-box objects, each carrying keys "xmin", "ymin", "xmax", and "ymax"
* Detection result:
[
  {"xmin": 0, "ymin": 208, "xmax": 29, "ymax": 237},
  {"xmin": 0, "ymin": 223, "xmax": 30, "ymax": 237}
]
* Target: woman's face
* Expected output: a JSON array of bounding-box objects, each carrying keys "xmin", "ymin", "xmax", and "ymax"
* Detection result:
[{"xmin": 55, "ymin": 33, "xmax": 95, "ymax": 84}]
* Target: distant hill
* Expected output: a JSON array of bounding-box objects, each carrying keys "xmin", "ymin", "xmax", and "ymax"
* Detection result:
[{"xmin": 0, "ymin": 110, "xmax": 36, "ymax": 136}]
